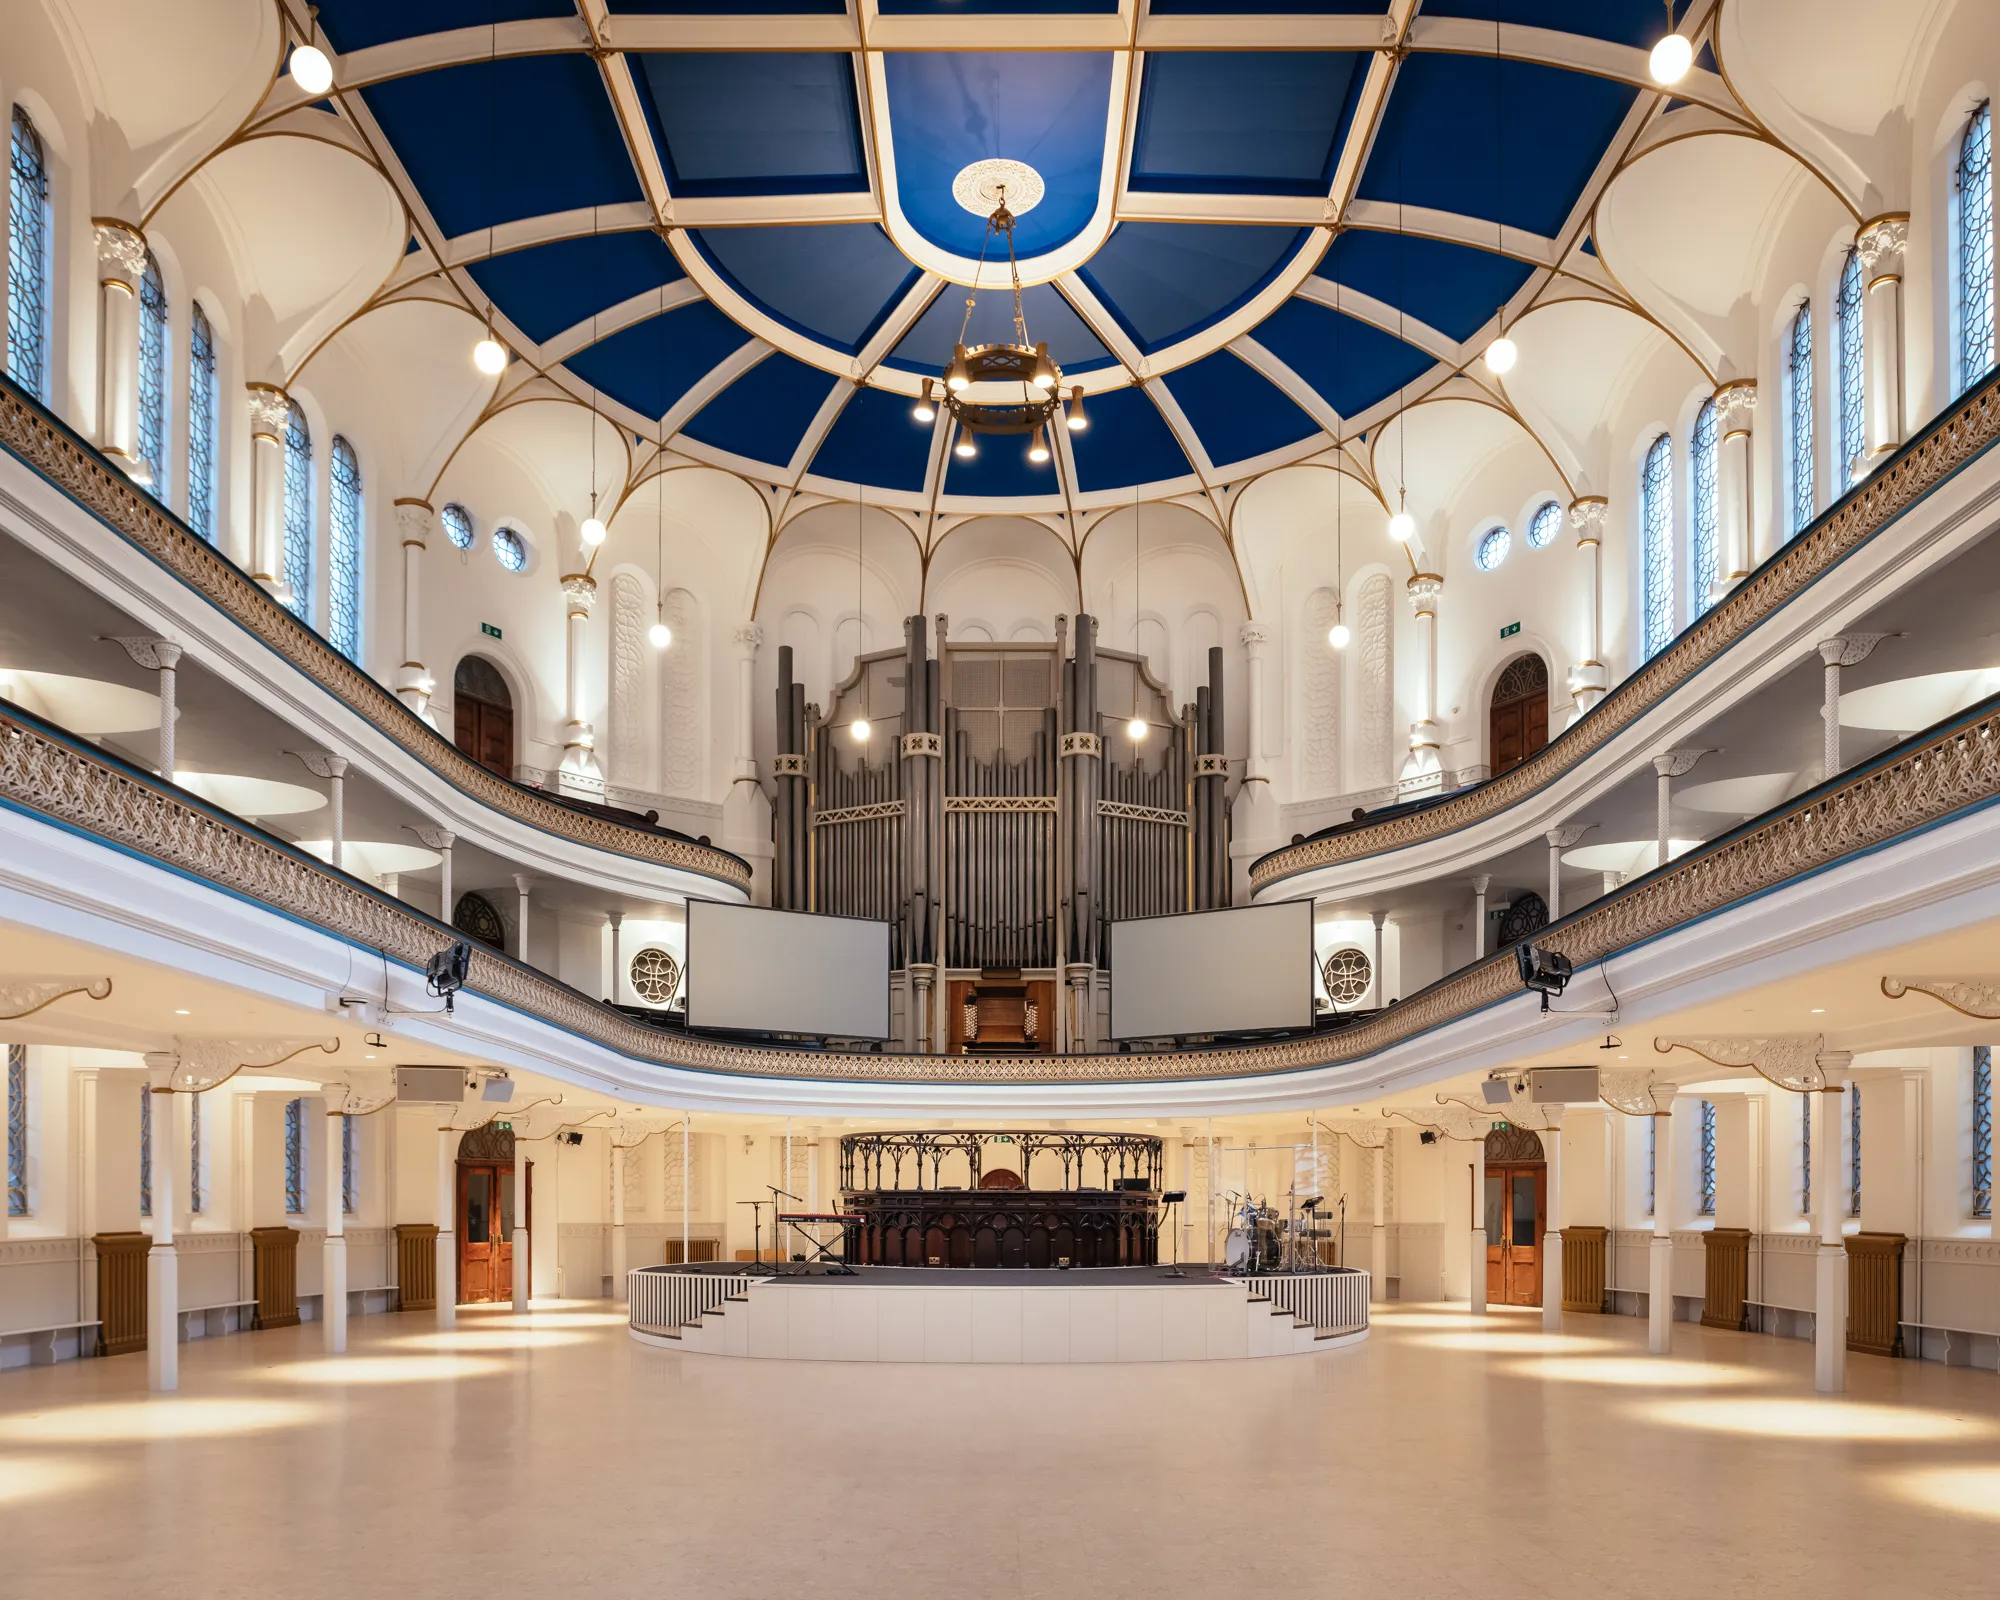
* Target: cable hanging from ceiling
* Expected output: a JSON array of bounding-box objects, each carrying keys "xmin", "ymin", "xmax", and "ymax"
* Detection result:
[
  {"xmin": 1482, "ymin": 19, "xmax": 1519, "ymax": 379},
  {"xmin": 471, "ymin": 23, "xmax": 508, "ymax": 378}
]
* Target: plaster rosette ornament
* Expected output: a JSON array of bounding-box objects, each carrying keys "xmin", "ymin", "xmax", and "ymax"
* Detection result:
[
  {"xmin": 0, "ymin": 976, "xmax": 112, "ymax": 1020},
  {"xmin": 1653, "ymin": 1035, "xmax": 1825, "ymax": 1093},
  {"xmin": 157, "ymin": 1036, "xmax": 339, "ymax": 1094},
  {"xmin": 1880, "ymin": 976, "xmax": 2000, "ymax": 1018}
]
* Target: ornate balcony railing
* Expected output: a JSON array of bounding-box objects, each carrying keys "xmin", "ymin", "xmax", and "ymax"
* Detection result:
[
  {"xmin": 0, "ymin": 376, "xmax": 749, "ymax": 893},
  {"xmin": 3, "ymin": 685, "xmax": 1998, "ymax": 1084},
  {"xmin": 1252, "ymin": 369, "xmax": 2000, "ymax": 893}
]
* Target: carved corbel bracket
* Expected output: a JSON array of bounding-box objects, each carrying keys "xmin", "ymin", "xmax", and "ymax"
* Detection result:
[
  {"xmin": 1324, "ymin": 1119, "xmax": 1388, "ymax": 1149},
  {"xmin": 1653, "ymin": 1034, "xmax": 1825, "ymax": 1093},
  {"xmin": 1596, "ymin": 1069, "xmax": 1679, "ymax": 1115},
  {"xmin": 0, "ymin": 976, "xmax": 112, "ymax": 1020},
  {"xmin": 1437, "ymin": 1090, "xmax": 1562, "ymax": 1131},
  {"xmin": 1383, "ymin": 1103, "xmax": 1486, "ymax": 1141},
  {"xmin": 161, "ymin": 1035, "xmax": 339, "ymax": 1094},
  {"xmin": 1880, "ymin": 976, "xmax": 2000, "ymax": 1019},
  {"xmin": 323, "ymin": 1074, "xmax": 398, "ymax": 1117}
]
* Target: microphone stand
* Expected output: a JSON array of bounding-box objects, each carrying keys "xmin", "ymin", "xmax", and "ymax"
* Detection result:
[{"xmin": 767, "ymin": 1186, "xmax": 802, "ymax": 1274}]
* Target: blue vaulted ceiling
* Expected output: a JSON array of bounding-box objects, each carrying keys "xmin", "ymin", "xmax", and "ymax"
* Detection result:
[{"xmin": 319, "ymin": 0, "xmax": 1667, "ymax": 501}]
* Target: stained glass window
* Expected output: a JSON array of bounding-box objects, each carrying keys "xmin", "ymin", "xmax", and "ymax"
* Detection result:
[
  {"xmin": 1641, "ymin": 433, "xmax": 1674, "ymax": 658},
  {"xmin": 1646, "ymin": 1114, "xmax": 1656, "ymax": 1216},
  {"xmin": 1689, "ymin": 398, "xmax": 1718, "ymax": 614},
  {"xmin": 1475, "ymin": 524, "xmax": 1510, "ymax": 571},
  {"xmin": 1698, "ymin": 1100, "xmax": 1716, "ymax": 1216},
  {"xmin": 329, "ymin": 435, "xmax": 362, "ymax": 660},
  {"xmin": 285, "ymin": 1096, "xmax": 305, "ymax": 1214},
  {"xmin": 187, "ymin": 304, "xmax": 217, "ymax": 541},
  {"xmin": 189, "ymin": 1093, "xmax": 203, "ymax": 1215},
  {"xmin": 8, "ymin": 107, "xmax": 50, "ymax": 401},
  {"xmin": 492, "ymin": 525, "xmax": 526, "ymax": 572},
  {"xmin": 1526, "ymin": 499, "xmax": 1561, "ymax": 549},
  {"xmin": 1974, "ymin": 1045, "xmax": 1991, "ymax": 1220},
  {"xmin": 137, "ymin": 252, "xmax": 168, "ymax": 497},
  {"xmin": 1848, "ymin": 1083, "xmax": 1862, "ymax": 1218},
  {"xmin": 1959, "ymin": 102, "xmax": 1994, "ymax": 393},
  {"xmin": 1836, "ymin": 248, "xmax": 1864, "ymax": 490},
  {"xmin": 341, "ymin": 1114, "xmax": 356, "ymax": 1215},
  {"xmin": 441, "ymin": 502, "xmax": 474, "ymax": 550},
  {"xmin": 1801, "ymin": 1091, "xmax": 1812, "ymax": 1216},
  {"xmin": 140, "ymin": 1083, "xmax": 152, "ymax": 1218},
  {"xmin": 282, "ymin": 402, "xmax": 312, "ymax": 618},
  {"xmin": 1787, "ymin": 303, "xmax": 1815, "ymax": 538},
  {"xmin": 6, "ymin": 1044, "xmax": 25, "ymax": 1217}
]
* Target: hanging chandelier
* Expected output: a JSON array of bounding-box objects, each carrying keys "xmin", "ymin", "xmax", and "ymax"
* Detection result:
[{"xmin": 913, "ymin": 189, "xmax": 1077, "ymax": 466}]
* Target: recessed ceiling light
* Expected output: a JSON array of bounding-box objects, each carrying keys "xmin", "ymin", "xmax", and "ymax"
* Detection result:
[
  {"xmin": 1810, "ymin": 1008, "xmax": 1825, "ymax": 1014},
  {"xmin": 174, "ymin": 1009, "xmax": 190, "ymax": 1016}
]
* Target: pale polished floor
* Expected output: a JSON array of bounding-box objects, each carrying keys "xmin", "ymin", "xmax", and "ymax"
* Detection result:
[{"xmin": 1, "ymin": 1298, "xmax": 1996, "ymax": 1598}]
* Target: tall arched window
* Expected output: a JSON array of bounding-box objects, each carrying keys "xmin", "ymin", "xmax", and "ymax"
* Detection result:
[
  {"xmin": 186, "ymin": 304, "xmax": 217, "ymax": 540},
  {"xmin": 1800, "ymin": 1091, "xmax": 1812, "ymax": 1215},
  {"xmin": 1641, "ymin": 433, "xmax": 1674, "ymax": 658},
  {"xmin": 281, "ymin": 402, "xmax": 312, "ymax": 617},
  {"xmin": 1689, "ymin": 398, "xmax": 1717, "ymax": 613},
  {"xmin": 1787, "ymin": 303, "xmax": 1815, "ymax": 537},
  {"xmin": 6, "ymin": 1044, "xmax": 26, "ymax": 1217},
  {"xmin": 137, "ymin": 252, "xmax": 168, "ymax": 498},
  {"xmin": 1835, "ymin": 248, "xmax": 1864, "ymax": 489},
  {"xmin": 1848, "ymin": 1083, "xmax": 1862, "ymax": 1218},
  {"xmin": 1645, "ymin": 1114, "xmax": 1657, "ymax": 1216},
  {"xmin": 328, "ymin": 434, "xmax": 362, "ymax": 660},
  {"xmin": 441, "ymin": 501, "xmax": 474, "ymax": 550},
  {"xmin": 139, "ymin": 1082, "xmax": 152, "ymax": 1218},
  {"xmin": 284, "ymin": 1097, "xmax": 305, "ymax": 1214},
  {"xmin": 1974, "ymin": 1045, "xmax": 1991, "ymax": 1220},
  {"xmin": 1958, "ymin": 102, "xmax": 1994, "ymax": 393},
  {"xmin": 189, "ymin": 1093, "xmax": 204, "ymax": 1216},
  {"xmin": 342, "ymin": 1113, "xmax": 357, "ymax": 1215},
  {"xmin": 1698, "ymin": 1100, "xmax": 1717, "ymax": 1216},
  {"xmin": 8, "ymin": 106, "xmax": 50, "ymax": 402}
]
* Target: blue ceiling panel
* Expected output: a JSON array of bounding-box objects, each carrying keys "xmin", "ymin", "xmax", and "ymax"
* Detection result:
[
  {"xmin": 885, "ymin": 282, "xmax": 1113, "ymax": 377},
  {"xmin": 884, "ymin": 53, "xmax": 1113, "ymax": 259},
  {"xmin": 612, "ymin": 2, "xmax": 843, "ymax": 12},
  {"xmin": 1130, "ymin": 52, "xmax": 1368, "ymax": 195},
  {"xmin": 811, "ymin": 385, "xmax": 936, "ymax": 493},
  {"xmin": 1357, "ymin": 52, "xmax": 1635, "ymax": 239},
  {"xmin": 1423, "ymin": 0, "xmax": 1673, "ymax": 51},
  {"xmin": 690, "ymin": 225, "xmax": 919, "ymax": 354},
  {"xmin": 883, "ymin": 1, "xmax": 1115, "ymax": 11},
  {"xmin": 1313, "ymin": 228, "xmax": 1533, "ymax": 343},
  {"xmin": 681, "ymin": 352, "xmax": 837, "ymax": 463},
  {"xmin": 360, "ymin": 55, "xmax": 641, "ymax": 239},
  {"xmin": 944, "ymin": 431, "xmax": 1062, "ymax": 499},
  {"xmin": 1067, "ymin": 387, "xmax": 1191, "ymax": 493},
  {"xmin": 1146, "ymin": 1, "xmax": 1384, "ymax": 10},
  {"xmin": 1251, "ymin": 298, "xmax": 1433, "ymax": 419},
  {"xmin": 566, "ymin": 302, "xmax": 751, "ymax": 420},
  {"xmin": 1079, "ymin": 223, "xmax": 1306, "ymax": 352},
  {"xmin": 467, "ymin": 230, "xmax": 684, "ymax": 348},
  {"xmin": 315, "ymin": 1, "xmax": 569, "ymax": 55},
  {"xmin": 633, "ymin": 54, "xmax": 865, "ymax": 196},
  {"xmin": 1161, "ymin": 351, "xmax": 1319, "ymax": 466}
]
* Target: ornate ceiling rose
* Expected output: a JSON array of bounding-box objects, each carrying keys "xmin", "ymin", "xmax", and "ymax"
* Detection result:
[{"xmin": 951, "ymin": 158, "xmax": 1045, "ymax": 219}]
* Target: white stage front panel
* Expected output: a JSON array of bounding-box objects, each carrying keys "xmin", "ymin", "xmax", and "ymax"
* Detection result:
[
  {"xmin": 684, "ymin": 901, "xmax": 890, "ymax": 1038},
  {"xmin": 1108, "ymin": 899, "xmax": 1315, "ymax": 1039}
]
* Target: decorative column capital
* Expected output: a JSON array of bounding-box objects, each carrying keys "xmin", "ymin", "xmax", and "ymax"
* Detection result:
[
  {"xmin": 1713, "ymin": 380, "xmax": 1758, "ymax": 433},
  {"xmin": 408, "ymin": 825, "xmax": 455, "ymax": 851},
  {"xmin": 1652, "ymin": 748, "xmax": 1708, "ymax": 780},
  {"xmin": 1817, "ymin": 631, "xmax": 1894, "ymax": 669},
  {"xmin": 1855, "ymin": 214, "xmax": 1909, "ymax": 277},
  {"xmin": 1405, "ymin": 574, "xmax": 1442, "ymax": 613},
  {"xmin": 93, "ymin": 219, "xmax": 146, "ymax": 284},
  {"xmin": 1545, "ymin": 822, "xmax": 1594, "ymax": 850},
  {"xmin": 105, "ymin": 635, "xmax": 183, "ymax": 673},
  {"xmin": 289, "ymin": 749, "xmax": 350, "ymax": 781},
  {"xmin": 246, "ymin": 383, "xmax": 291, "ymax": 439},
  {"xmin": 1567, "ymin": 496, "xmax": 1608, "ymax": 545},
  {"xmin": 1238, "ymin": 620, "xmax": 1271, "ymax": 654},
  {"xmin": 395, "ymin": 498, "xmax": 435, "ymax": 548},
  {"xmin": 732, "ymin": 622, "xmax": 765, "ymax": 657},
  {"xmin": 561, "ymin": 574, "xmax": 598, "ymax": 616}
]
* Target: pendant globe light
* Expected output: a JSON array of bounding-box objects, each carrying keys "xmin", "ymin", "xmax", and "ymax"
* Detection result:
[
  {"xmin": 1649, "ymin": 1, "xmax": 1693, "ymax": 85},
  {"xmin": 469, "ymin": 27, "xmax": 508, "ymax": 377},
  {"xmin": 1481, "ymin": 21, "xmax": 1519, "ymax": 378},
  {"xmin": 288, "ymin": 5, "xmax": 334, "ymax": 95}
]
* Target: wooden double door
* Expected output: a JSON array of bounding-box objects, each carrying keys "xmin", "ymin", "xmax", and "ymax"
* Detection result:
[
  {"xmin": 457, "ymin": 1161, "xmax": 530, "ymax": 1304},
  {"xmin": 1484, "ymin": 1162, "xmax": 1546, "ymax": 1306}
]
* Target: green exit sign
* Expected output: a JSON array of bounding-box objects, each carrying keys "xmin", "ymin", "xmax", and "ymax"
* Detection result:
[
  {"xmin": 495, "ymin": 1120, "xmax": 512, "ymax": 1132},
  {"xmin": 1491, "ymin": 1120, "xmax": 1511, "ymax": 1131},
  {"xmin": 481, "ymin": 622, "xmax": 503, "ymax": 639},
  {"xmin": 1500, "ymin": 621, "xmax": 1521, "ymax": 639}
]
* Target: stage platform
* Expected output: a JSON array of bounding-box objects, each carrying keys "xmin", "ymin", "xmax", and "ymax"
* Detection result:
[{"xmin": 627, "ymin": 1264, "xmax": 1369, "ymax": 1365}]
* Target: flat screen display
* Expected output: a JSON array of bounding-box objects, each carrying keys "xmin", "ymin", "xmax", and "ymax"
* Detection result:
[
  {"xmin": 684, "ymin": 901, "xmax": 891, "ymax": 1039},
  {"xmin": 1109, "ymin": 900, "xmax": 1316, "ymax": 1039}
]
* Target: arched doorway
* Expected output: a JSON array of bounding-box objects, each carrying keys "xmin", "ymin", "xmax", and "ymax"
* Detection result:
[
  {"xmin": 1488, "ymin": 652, "xmax": 1550, "ymax": 775},
  {"xmin": 456, "ymin": 1121, "xmax": 529, "ymax": 1304},
  {"xmin": 453, "ymin": 655, "xmax": 514, "ymax": 778},
  {"xmin": 1484, "ymin": 1124, "xmax": 1547, "ymax": 1307}
]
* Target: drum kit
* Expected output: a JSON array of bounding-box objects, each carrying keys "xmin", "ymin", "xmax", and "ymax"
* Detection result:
[{"xmin": 1221, "ymin": 1191, "xmax": 1340, "ymax": 1273}]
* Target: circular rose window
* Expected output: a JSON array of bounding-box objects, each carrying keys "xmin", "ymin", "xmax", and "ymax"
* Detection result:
[
  {"xmin": 1322, "ymin": 947, "xmax": 1373, "ymax": 1007},
  {"xmin": 629, "ymin": 946, "xmax": 682, "ymax": 1007}
]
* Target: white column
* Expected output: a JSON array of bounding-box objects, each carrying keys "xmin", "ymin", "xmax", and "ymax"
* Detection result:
[
  {"xmin": 141, "ymin": 1055, "xmax": 178, "ymax": 1392},
  {"xmin": 723, "ymin": 622, "xmax": 774, "ymax": 899},
  {"xmin": 393, "ymin": 499, "xmax": 435, "ymax": 719},
  {"xmin": 1370, "ymin": 1141, "xmax": 1387, "ymax": 1303},
  {"xmin": 323, "ymin": 1103, "xmax": 347, "ymax": 1353},
  {"xmin": 511, "ymin": 1132, "xmax": 529, "ymax": 1313},
  {"xmin": 558, "ymin": 574, "xmax": 600, "ymax": 791},
  {"xmin": 246, "ymin": 385, "xmax": 292, "ymax": 598},
  {"xmin": 108, "ymin": 638, "xmax": 184, "ymax": 780},
  {"xmin": 1714, "ymin": 381, "xmax": 1759, "ymax": 586},
  {"xmin": 1467, "ymin": 1137, "xmax": 1487, "ymax": 1314},
  {"xmin": 513, "ymin": 873, "xmax": 532, "ymax": 966},
  {"xmin": 328, "ymin": 761, "xmax": 346, "ymax": 870},
  {"xmin": 95, "ymin": 222, "xmax": 146, "ymax": 474},
  {"xmin": 1648, "ymin": 1107, "xmax": 1675, "ymax": 1355},
  {"xmin": 435, "ymin": 1125, "xmax": 457, "ymax": 1329},
  {"xmin": 682, "ymin": 1116, "xmax": 692, "ymax": 1266},
  {"xmin": 414, "ymin": 827, "xmax": 454, "ymax": 924},
  {"xmin": 610, "ymin": 1142, "xmax": 629, "ymax": 1302},
  {"xmin": 1231, "ymin": 622, "xmax": 1279, "ymax": 892},
  {"xmin": 1567, "ymin": 498, "xmax": 1607, "ymax": 718},
  {"xmin": 1855, "ymin": 216, "xmax": 1908, "ymax": 468},
  {"xmin": 1812, "ymin": 1056, "xmax": 1851, "ymax": 1393},
  {"xmin": 1400, "ymin": 575, "xmax": 1443, "ymax": 786},
  {"xmin": 1817, "ymin": 634, "xmax": 1891, "ymax": 781},
  {"xmin": 607, "ymin": 911, "xmax": 623, "ymax": 1004},
  {"xmin": 1541, "ymin": 1110, "xmax": 1564, "ymax": 1333},
  {"xmin": 1547, "ymin": 833, "xmax": 1563, "ymax": 921},
  {"xmin": 1370, "ymin": 910, "xmax": 1387, "ymax": 1009},
  {"xmin": 1471, "ymin": 874, "xmax": 1490, "ymax": 959},
  {"xmin": 1651, "ymin": 751, "xmax": 1704, "ymax": 869}
]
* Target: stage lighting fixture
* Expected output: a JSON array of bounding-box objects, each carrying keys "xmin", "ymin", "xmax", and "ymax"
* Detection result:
[
  {"xmin": 560, "ymin": 1131, "xmax": 584, "ymax": 1147},
  {"xmin": 425, "ymin": 940, "xmax": 472, "ymax": 1013},
  {"xmin": 1515, "ymin": 940, "xmax": 1574, "ymax": 1012},
  {"xmin": 1419, "ymin": 1130, "xmax": 1438, "ymax": 1145}
]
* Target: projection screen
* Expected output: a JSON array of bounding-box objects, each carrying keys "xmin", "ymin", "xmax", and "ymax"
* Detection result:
[
  {"xmin": 684, "ymin": 901, "xmax": 891, "ymax": 1039},
  {"xmin": 1109, "ymin": 899, "xmax": 1316, "ymax": 1039}
]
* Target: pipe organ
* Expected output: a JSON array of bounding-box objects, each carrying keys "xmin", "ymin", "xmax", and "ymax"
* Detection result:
[{"xmin": 771, "ymin": 614, "xmax": 1232, "ymax": 1053}]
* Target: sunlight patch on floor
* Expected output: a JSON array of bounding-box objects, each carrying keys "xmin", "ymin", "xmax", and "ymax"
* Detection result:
[
  {"xmin": 0, "ymin": 1396, "xmax": 324, "ymax": 1443},
  {"xmin": 1627, "ymin": 1396, "xmax": 1993, "ymax": 1441}
]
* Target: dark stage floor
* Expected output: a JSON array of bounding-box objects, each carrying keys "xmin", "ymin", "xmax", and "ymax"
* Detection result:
[{"xmin": 655, "ymin": 1263, "xmax": 1354, "ymax": 1286}]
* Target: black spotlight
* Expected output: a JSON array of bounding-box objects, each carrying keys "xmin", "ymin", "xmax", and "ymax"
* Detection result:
[
  {"xmin": 1516, "ymin": 940, "xmax": 1574, "ymax": 1012},
  {"xmin": 1419, "ymin": 1130, "xmax": 1438, "ymax": 1145},
  {"xmin": 560, "ymin": 1130, "xmax": 584, "ymax": 1147},
  {"xmin": 426, "ymin": 940, "xmax": 473, "ymax": 1013}
]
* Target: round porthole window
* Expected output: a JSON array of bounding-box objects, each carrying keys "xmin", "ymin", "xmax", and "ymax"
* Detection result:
[
  {"xmin": 1475, "ymin": 525, "xmax": 1511, "ymax": 571},
  {"xmin": 629, "ymin": 946, "xmax": 681, "ymax": 1007},
  {"xmin": 1322, "ymin": 946, "xmax": 1373, "ymax": 1006}
]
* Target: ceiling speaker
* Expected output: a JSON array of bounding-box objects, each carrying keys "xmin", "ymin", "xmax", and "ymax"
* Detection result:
[
  {"xmin": 395, "ymin": 1065, "xmax": 467, "ymax": 1104},
  {"xmin": 1528, "ymin": 1066, "xmax": 1599, "ymax": 1104}
]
